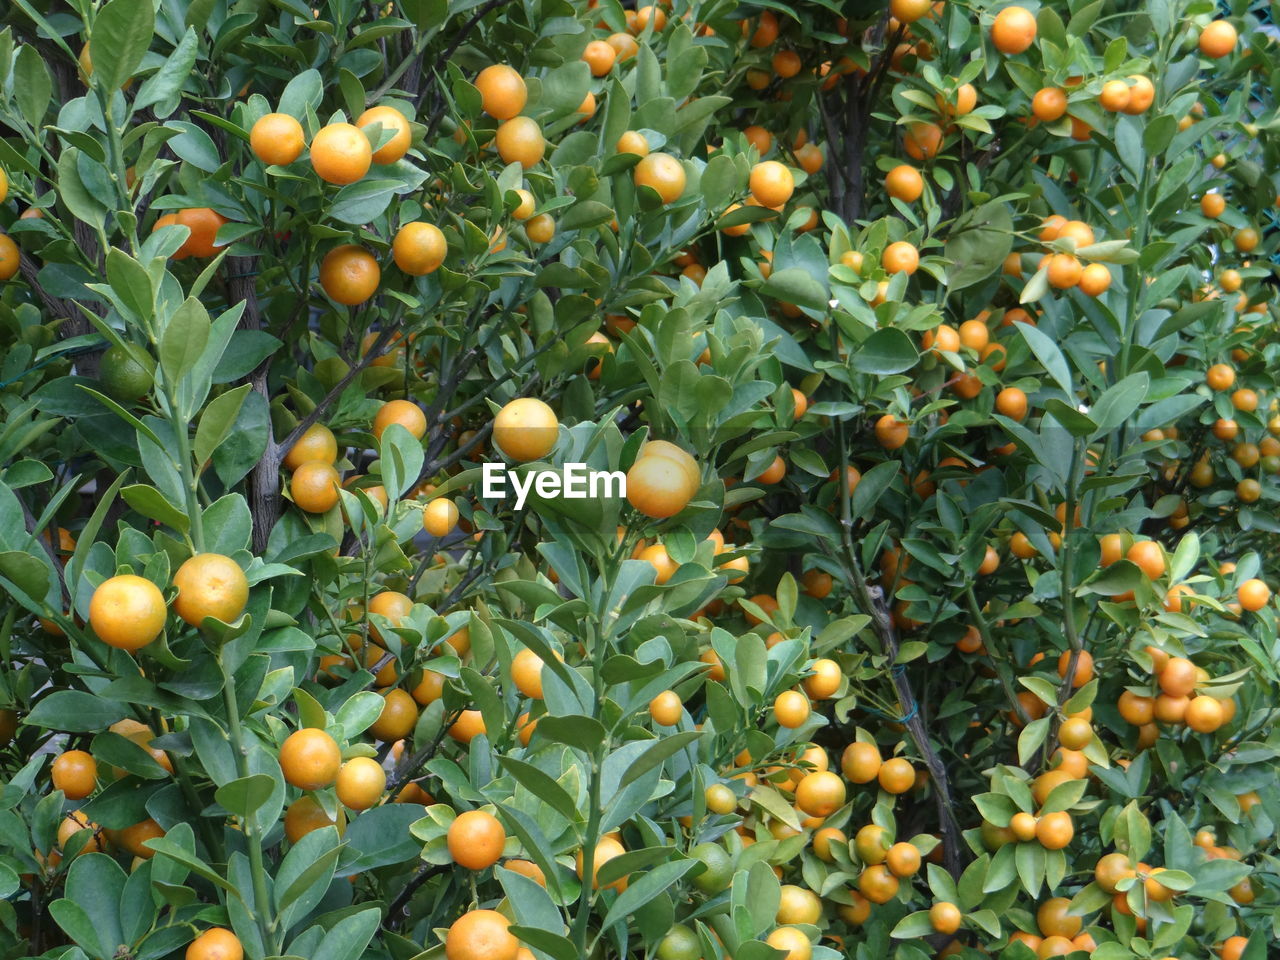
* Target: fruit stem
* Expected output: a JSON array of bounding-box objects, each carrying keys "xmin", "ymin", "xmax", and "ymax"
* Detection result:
[{"xmin": 219, "ymin": 654, "xmax": 277, "ymax": 952}]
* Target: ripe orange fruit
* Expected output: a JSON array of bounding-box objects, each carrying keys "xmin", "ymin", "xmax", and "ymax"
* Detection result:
[
  {"xmin": 495, "ymin": 116, "xmax": 545, "ymax": 167},
  {"xmin": 284, "ymin": 795, "xmax": 338, "ymax": 842},
  {"xmin": 649, "ymin": 689, "xmax": 682, "ymax": 726},
  {"xmin": 493, "ymin": 397, "xmax": 558, "ymax": 461},
  {"xmin": 886, "ymin": 841, "xmax": 921, "ymax": 877},
  {"xmin": 582, "ymin": 39, "xmax": 617, "ymax": 77},
  {"xmin": 310, "ymin": 122, "xmax": 372, "ymax": 185},
  {"xmin": 903, "ymin": 122, "xmax": 943, "ymax": 160},
  {"xmin": 51, "ymin": 750, "xmax": 98, "ymax": 800},
  {"xmin": 423, "ymin": 498, "xmax": 459, "ymax": 537},
  {"xmin": 1035, "ymin": 811, "xmax": 1073, "ymax": 849},
  {"xmin": 1159, "ymin": 656, "xmax": 1197, "ymax": 697},
  {"xmin": 1206, "ymin": 363, "xmax": 1236, "ymax": 390},
  {"xmin": 995, "ymin": 387, "xmax": 1028, "ymax": 421},
  {"xmin": 1238, "ymin": 578, "xmax": 1270, "ymax": 611},
  {"xmin": 750, "ymin": 10, "xmax": 779, "ymax": 47},
  {"xmin": 1117, "ymin": 691, "xmax": 1155, "ymax": 726},
  {"xmin": 1058, "ymin": 717, "xmax": 1092, "ymax": 750},
  {"xmin": 1057, "ymin": 649, "xmax": 1093, "ymax": 688},
  {"xmin": 475, "ymin": 65, "xmax": 527, "ymax": 120},
  {"xmin": 1199, "ymin": 20, "xmax": 1238, "ymax": 59},
  {"xmin": 878, "ymin": 756, "xmax": 914, "ymax": 794},
  {"xmin": 89, "ymin": 575, "xmax": 167, "ymax": 651},
  {"xmin": 171, "ymin": 208, "xmax": 229, "ymax": 259},
  {"xmin": 616, "ymin": 130, "xmax": 649, "ymax": 157},
  {"xmin": 0, "ymin": 234, "xmax": 18, "ymax": 282},
  {"xmin": 291, "ymin": 460, "xmax": 341, "ymax": 513},
  {"xmin": 445, "ymin": 909, "xmax": 519, "ymax": 960},
  {"xmin": 930, "ymin": 901, "xmax": 962, "ymax": 934},
  {"xmin": 1036, "ymin": 898, "xmax": 1081, "ymax": 939},
  {"xmin": 357, "ymin": 105, "xmax": 412, "ymax": 164},
  {"xmin": 841, "ymin": 741, "xmax": 881, "ymax": 783},
  {"xmin": 1126, "ymin": 540, "xmax": 1165, "ymax": 578},
  {"xmin": 634, "ymin": 153, "xmax": 687, "ymax": 204},
  {"xmin": 1185, "ymin": 695, "xmax": 1225, "ymax": 733},
  {"xmin": 875, "ymin": 414, "xmax": 909, "ymax": 450},
  {"xmin": 1124, "ymin": 75, "xmax": 1155, "ymax": 114},
  {"xmin": 772, "ymin": 49, "xmax": 802, "ymax": 78},
  {"xmin": 991, "ymin": 6, "xmax": 1037, "ymax": 55},
  {"xmin": 764, "ymin": 927, "xmax": 810, "ymax": 960},
  {"xmin": 627, "ymin": 454, "xmax": 697, "ymax": 518},
  {"xmin": 885, "ymin": 164, "xmax": 923, "ymax": 203},
  {"xmin": 393, "ymin": 221, "xmax": 447, "ymax": 275},
  {"xmin": 882, "ymin": 241, "xmax": 919, "ymax": 275},
  {"xmin": 891, "ymin": 0, "xmax": 932, "ymax": 23},
  {"xmin": 1046, "ymin": 253, "xmax": 1082, "ymax": 288},
  {"xmin": 1094, "ymin": 852, "xmax": 1133, "ymax": 893},
  {"xmin": 448, "ymin": 809, "xmax": 507, "ymax": 869},
  {"xmin": 1032, "ymin": 87, "xmax": 1067, "ymax": 122},
  {"xmin": 858, "ymin": 864, "xmax": 900, "ymax": 904},
  {"xmin": 795, "ymin": 770, "xmax": 845, "ymax": 817},
  {"xmin": 577, "ymin": 836, "xmax": 627, "ymax": 891},
  {"xmin": 250, "ymin": 113, "xmax": 305, "ymax": 166},
  {"xmin": 373, "ymin": 399, "xmax": 427, "ymax": 442},
  {"xmin": 335, "ymin": 756, "xmax": 387, "ymax": 810},
  {"xmin": 319, "ymin": 244, "xmax": 380, "ymax": 305},
  {"xmin": 279, "ymin": 727, "xmax": 341, "ymax": 790},
  {"xmin": 283, "ymin": 423, "xmax": 338, "ymax": 471},
  {"xmin": 774, "ymin": 690, "xmax": 811, "ymax": 728},
  {"xmin": 1078, "ymin": 263, "xmax": 1111, "ymax": 296},
  {"xmin": 1098, "ymin": 80, "xmax": 1130, "ymax": 112},
  {"xmin": 172, "ymin": 553, "xmax": 249, "ymax": 627},
  {"xmin": 370, "ymin": 688, "xmax": 418, "ymax": 741},
  {"xmin": 749, "ymin": 161, "xmax": 795, "ymax": 208},
  {"xmin": 186, "ymin": 928, "xmax": 243, "ymax": 960}
]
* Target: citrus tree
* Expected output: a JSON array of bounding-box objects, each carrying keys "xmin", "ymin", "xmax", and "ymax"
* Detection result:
[{"xmin": 0, "ymin": 1, "xmax": 1276, "ymax": 960}]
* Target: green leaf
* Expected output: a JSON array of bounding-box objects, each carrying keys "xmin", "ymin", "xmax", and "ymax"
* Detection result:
[
  {"xmin": 500, "ymin": 756, "xmax": 580, "ymax": 822},
  {"xmin": 850, "ymin": 328, "xmax": 919, "ymax": 375},
  {"xmin": 89, "ymin": 0, "xmax": 155, "ymax": 93},
  {"xmin": 889, "ymin": 910, "xmax": 935, "ymax": 939},
  {"xmin": 760, "ymin": 268, "xmax": 827, "ymax": 310},
  {"xmin": 0, "ymin": 551, "xmax": 50, "ymax": 608},
  {"xmin": 534, "ymin": 714, "xmax": 607, "ymax": 753},
  {"xmin": 215, "ymin": 775, "xmax": 275, "ymax": 818},
  {"xmin": 1042, "ymin": 399, "xmax": 1096, "ymax": 437},
  {"xmin": 133, "ymin": 27, "xmax": 199, "ymax": 118},
  {"xmin": 850, "ymin": 460, "xmax": 899, "ymax": 520},
  {"xmin": 1017, "ymin": 323, "xmax": 1072, "ymax": 394},
  {"xmin": 160, "ymin": 298, "xmax": 211, "ymax": 385},
  {"xmin": 26, "ymin": 691, "xmax": 126, "ymax": 732},
  {"xmin": 945, "ymin": 200, "xmax": 1013, "ymax": 290},
  {"xmin": 1090, "ymin": 373, "xmax": 1149, "ymax": 433},
  {"xmin": 13, "ymin": 45, "xmax": 51, "ymax": 127},
  {"xmin": 121, "ymin": 484, "xmax": 191, "ymax": 532},
  {"xmin": 601, "ymin": 860, "xmax": 698, "ymax": 932},
  {"xmin": 195, "ymin": 384, "xmax": 251, "ymax": 470},
  {"xmin": 619, "ymin": 730, "xmax": 702, "ymax": 789},
  {"xmin": 1016, "ymin": 716, "xmax": 1051, "ymax": 765}
]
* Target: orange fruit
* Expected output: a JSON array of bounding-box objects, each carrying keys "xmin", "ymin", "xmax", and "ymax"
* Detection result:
[
  {"xmin": 250, "ymin": 113, "xmax": 305, "ymax": 166},
  {"xmin": 774, "ymin": 690, "xmax": 811, "ymax": 728},
  {"xmin": 903, "ymin": 122, "xmax": 943, "ymax": 160},
  {"xmin": 878, "ymin": 757, "xmax": 914, "ymax": 794},
  {"xmin": 51, "ymin": 750, "xmax": 98, "ymax": 800},
  {"xmin": 336, "ymin": 756, "xmax": 387, "ymax": 810},
  {"xmin": 991, "ymin": 6, "xmax": 1037, "ymax": 54},
  {"xmin": 885, "ymin": 164, "xmax": 923, "ymax": 203},
  {"xmin": 616, "ymin": 130, "xmax": 649, "ymax": 156},
  {"xmin": 373, "ymin": 398, "xmax": 427, "ymax": 442},
  {"xmin": 882, "ymin": 241, "xmax": 919, "ymax": 275},
  {"xmin": 445, "ymin": 910, "xmax": 519, "ymax": 960},
  {"xmin": 1035, "ymin": 811, "xmax": 1073, "ymax": 849},
  {"xmin": 1127, "ymin": 540, "xmax": 1165, "ymax": 578},
  {"xmin": 474, "ymin": 65, "xmax": 527, "ymax": 120},
  {"xmin": 582, "ymin": 40, "xmax": 617, "ymax": 77},
  {"xmin": 493, "ymin": 397, "xmax": 558, "ymax": 461},
  {"xmin": 1238, "ymin": 578, "xmax": 1270, "ymax": 611},
  {"xmin": 186, "ymin": 928, "xmax": 242, "ymax": 960},
  {"xmin": 370, "ymin": 688, "xmax": 418, "ymax": 741},
  {"xmin": 634, "ymin": 153, "xmax": 687, "ymax": 204},
  {"xmin": 291, "ymin": 461, "xmax": 341, "ymax": 513},
  {"xmin": 1099, "ymin": 80, "xmax": 1130, "ymax": 112},
  {"xmin": 749, "ymin": 161, "xmax": 795, "ymax": 207},
  {"xmin": 1046, "ymin": 253, "xmax": 1082, "ymax": 288},
  {"xmin": 795, "ymin": 770, "xmax": 846, "ymax": 817},
  {"xmin": 448, "ymin": 809, "xmax": 506, "ymax": 869},
  {"xmin": 393, "ymin": 222, "xmax": 447, "ymax": 275},
  {"xmin": 495, "ymin": 116, "xmax": 545, "ymax": 167},
  {"xmin": 841, "ymin": 741, "xmax": 881, "ymax": 783},
  {"xmin": 577, "ymin": 836, "xmax": 627, "ymax": 891},
  {"xmin": 279, "ymin": 727, "xmax": 341, "ymax": 790},
  {"xmin": 1036, "ymin": 897, "xmax": 1081, "ymax": 938},
  {"xmin": 765, "ymin": 927, "xmax": 810, "ymax": 960},
  {"xmin": 0, "ymin": 234, "xmax": 18, "ymax": 282},
  {"xmin": 1123, "ymin": 75, "xmax": 1154, "ymax": 114},
  {"xmin": 283, "ymin": 423, "xmax": 338, "ymax": 471},
  {"xmin": 1199, "ymin": 20, "xmax": 1237, "ymax": 59},
  {"xmin": 858, "ymin": 864, "xmax": 900, "ymax": 904},
  {"xmin": 89, "ymin": 575, "xmax": 167, "ymax": 651},
  {"xmin": 1117, "ymin": 691, "xmax": 1155, "ymax": 726},
  {"xmin": 423, "ymin": 498, "xmax": 459, "ymax": 537},
  {"xmin": 1185, "ymin": 696, "xmax": 1225, "ymax": 733},
  {"xmin": 284, "ymin": 796, "xmax": 338, "ymax": 843},
  {"xmin": 875, "ymin": 415, "xmax": 910, "ymax": 450},
  {"xmin": 627, "ymin": 454, "xmax": 697, "ymax": 518},
  {"xmin": 1032, "ymin": 87, "xmax": 1067, "ymax": 122},
  {"xmin": 649, "ymin": 690, "xmax": 683, "ymax": 726},
  {"xmin": 172, "ymin": 553, "xmax": 249, "ymax": 627},
  {"xmin": 319, "ymin": 244, "xmax": 380, "ymax": 305},
  {"xmin": 310, "ymin": 122, "xmax": 372, "ymax": 185},
  {"xmin": 1078, "ymin": 263, "xmax": 1111, "ymax": 296},
  {"xmin": 886, "ymin": 841, "xmax": 921, "ymax": 877},
  {"xmin": 1094, "ymin": 852, "xmax": 1133, "ymax": 893},
  {"xmin": 173, "ymin": 208, "xmax": 229, "ymax": 259},
  {"xmin": 357, "ymin": 105, "xmax": 412, "ymax": 164},
  {"xmin": 995, "ymin": 387, "xmax": 1028, "ymax": 421}
]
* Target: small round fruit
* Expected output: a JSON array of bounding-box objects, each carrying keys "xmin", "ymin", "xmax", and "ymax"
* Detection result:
[
  {"xmin": 279, "ymin": 727, "xmax": 341, "ymax": 790},
  {"xmin": 335, "ymin": 756, "xmax": 387, "ymax": 810},
  {"xmin": 310, "ymin": 123, "xmax": 372, "ymax": 185},
  {"xmin": 250, "ymin": 113, "xmax": 305, "ymax": 166},
  {"xmin": 172, "ymin": 553, "xmax": 249, "ymax": 627},
  {"xmin": 447, "ymin": 809, "xmax": 507, "ymax": 870},
  {"xmin": 89, "ymin": 575, "xmax": 167, "ymax": 651},
  {"xmin": 493, "ymin": 398, "xmax": 558, "ymax": 462}
]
